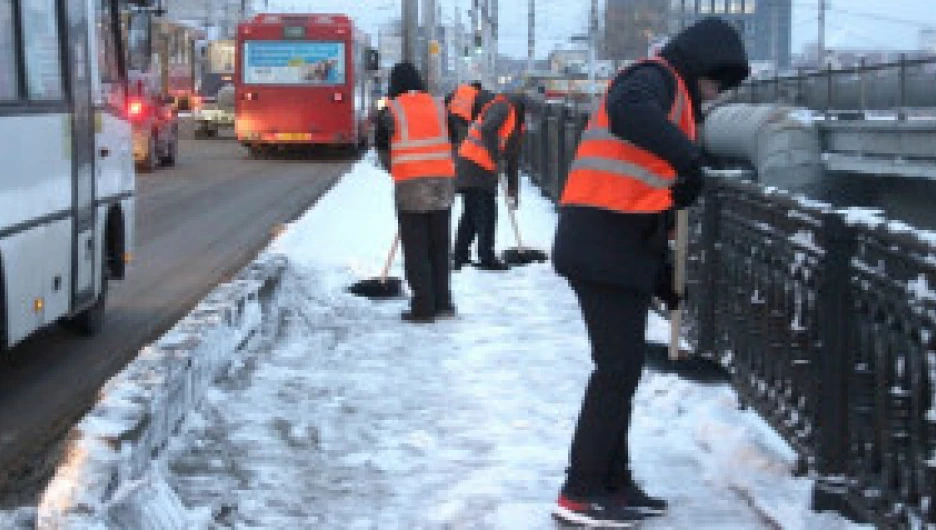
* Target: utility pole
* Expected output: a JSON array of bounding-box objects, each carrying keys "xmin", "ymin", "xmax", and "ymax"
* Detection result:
[
  {"xmin": 471, "ymin": 0, "xmax": 480, "ymax": 83},
  {"xmin": 455, "ymin": 5, "xmax": 463, "ymax": 84},
  {"xmin": 818, "ymin": 0, "xmax": 826, "ymax": 67},
  {"xmin": 770, "ymin": 0, "xmax": 779, "ymax": 67},
  {"xmin": 527, "ymin": 0, "xmax": 534, "ymax": 74},
  {"xmin": 588, "ymin": 0, "xmax": 597, "ymax": 96},
  {"xmin": 422, "ymin": 0, "xmax": 436, "ymax": 92},
  {"xmin": 402, "ymin": 0, "xmax": 418, "ymax": 64},
  {"xmin": 490, "ymin": 0, "xmax": 498, "ymax": 85}
]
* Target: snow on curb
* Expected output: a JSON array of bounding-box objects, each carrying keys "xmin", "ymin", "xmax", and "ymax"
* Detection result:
[{"xmin": 35, "ymin": 254, "xmax": 288, "ymax": 529}]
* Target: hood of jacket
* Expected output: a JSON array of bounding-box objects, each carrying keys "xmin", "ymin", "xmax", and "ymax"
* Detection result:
[
  {"xmin": 659, "ymin": 17, "xmax": 750, "ymax": 118},
  {"xmin": 387, "ymin": 62, "xmax": 426, "ymax": 99}
]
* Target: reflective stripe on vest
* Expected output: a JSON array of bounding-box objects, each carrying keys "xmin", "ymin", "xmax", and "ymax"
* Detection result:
[
  {"xmin": 447, "ymin": 84, "xmax": 478, "ymax": 122},
  {"xmin": 388, "ymin": 92, "xmax": 455, "ymax": 181},
  {"xmin": 561, "ymin": 57, "xmax": 697, "ymax": 213},
  {"xmin": 456, "ymin": 96, "xmax": 517, "ymax": 172}
]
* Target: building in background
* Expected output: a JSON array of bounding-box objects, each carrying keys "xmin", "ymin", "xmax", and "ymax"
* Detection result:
[
  {"xmin": 603, "ymin": 0, "xmax": 792, "ymax": 69},
  {"xmin": 671, "ymin": 0, "xmax": 792, "ymax": 69},
  {"xmin": 378, "ymin": 21, "xmax": 404, "ymax": 71},
  {"xmin": 603, "ymin": 0, "xmax": 670, "ymax": 61},
  {"xmin": 164, "ymin": 0, "xmax": 246, "ymax": 39}
]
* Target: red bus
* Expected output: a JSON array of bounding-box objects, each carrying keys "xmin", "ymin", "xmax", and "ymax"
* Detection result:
[{"xmin": 235, "ymin": 13, "xmax": 378, "ymax": 156}]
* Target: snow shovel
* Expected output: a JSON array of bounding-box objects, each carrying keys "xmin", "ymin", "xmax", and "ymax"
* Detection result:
[
  {"xmin": 499, "ymin": 174, "xmax": 548, "ymax": 266},
  {"xmin": 668, "ymin": 209, "xmax": 689, "ymax": 361},
  {"xmin": 347, "ymin": 233, "xmax": 404, "ymax": 299}
]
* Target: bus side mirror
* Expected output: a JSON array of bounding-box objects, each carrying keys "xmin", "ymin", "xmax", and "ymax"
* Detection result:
[{"xmin": 365, "ymin": 48, "xmax": 379, "ymax": 72}]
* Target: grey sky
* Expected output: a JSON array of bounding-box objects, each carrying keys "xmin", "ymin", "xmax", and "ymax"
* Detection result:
[{"xmin": 266, "ymin": 1, "xmax": 936, "ymax": 58}]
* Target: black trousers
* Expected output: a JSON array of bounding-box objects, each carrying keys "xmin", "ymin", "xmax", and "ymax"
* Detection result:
[
  {"xmin": 398, "ymin": 209, "xmax": 453, "ymax": 317},
  {"xmin": 453, "ymin": 188, "xmax": 498, "ymax": 264},
  {"xmin": 562, "ymin": 278, "xmax": 651, "ymax": 498}
]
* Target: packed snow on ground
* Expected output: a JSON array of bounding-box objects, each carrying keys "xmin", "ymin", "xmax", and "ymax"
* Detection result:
[{"xmin": 2, "ymin": 153, "xmax": 870, "ymax": 529}]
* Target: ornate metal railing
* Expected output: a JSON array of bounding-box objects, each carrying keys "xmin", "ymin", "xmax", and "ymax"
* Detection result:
[{"xmin": 522, "ymin": 102, "xmax": 936, "ymax": 527}]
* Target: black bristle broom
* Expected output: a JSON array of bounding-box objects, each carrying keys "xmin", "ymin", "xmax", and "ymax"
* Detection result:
[{"xmin": 347, "ymin": 233, "xmax": 405, "ymax": 299}]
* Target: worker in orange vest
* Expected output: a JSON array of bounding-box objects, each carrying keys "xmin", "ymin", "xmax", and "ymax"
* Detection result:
[
  {"xmin": 374, "ymin": 62, "xmax": 457, "ymax": 323},
  {"xmin": 444, "ymin": 81, "xmax": 491, "ymax": 150},
  {"xmin": 452, "ymin": 92, "xmax": 525, "ymax": 271},
  {"xmin": 550, "ymin": 18, "xmax": 750, "ymax": 527}
]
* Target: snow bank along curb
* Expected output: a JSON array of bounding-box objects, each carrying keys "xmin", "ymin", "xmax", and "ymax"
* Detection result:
[{"xmin": 35, "ymin": 254, "xmax": 288, "ymax": 529}]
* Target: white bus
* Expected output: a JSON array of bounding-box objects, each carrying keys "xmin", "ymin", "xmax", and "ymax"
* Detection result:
[{"xmin": 0, "ymin": 0, "xmax": 144, "ymax": 351}]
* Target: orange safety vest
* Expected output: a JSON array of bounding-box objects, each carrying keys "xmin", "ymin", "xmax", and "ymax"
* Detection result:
[
  {"xmin": 457, "ymin": 95, "xmax": 517, "ymax": 172},
  {"xmin": 560, "ymin": 58, "xmax": 697, "ymax": 213},
  {"xmin": 387, "ymin": 92, "xmax": 455, "ymax": 182},
  {"xmin": 447, "ymin": 84, "xmax": 479, "ymax": 122}
]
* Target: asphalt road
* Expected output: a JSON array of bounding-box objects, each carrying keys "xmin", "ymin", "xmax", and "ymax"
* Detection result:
[{"xmin": 0, "ymin": 128, "xmax": 354, "ymax": 506}]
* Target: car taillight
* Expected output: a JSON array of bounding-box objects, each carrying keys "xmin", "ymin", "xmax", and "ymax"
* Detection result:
[
  {"xmin": 333, "ymin": 92, "xmax": 344, "ymax": 102},
  {"xmin": 244, "ymin": 92, "xmax": 257, "ymax": 101},
  {"xmin": 128, "ymin": 99, "xmax": 144, "ymax": 119}
]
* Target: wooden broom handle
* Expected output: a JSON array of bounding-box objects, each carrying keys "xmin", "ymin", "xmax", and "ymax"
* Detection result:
[
  {"xmin": 668, "ymin": 209, "xmax": 689, "ymax": 361},
  {"xmin": 380, "ymin": 232, "xmax": 400, "ymax": 283},
  {"xmin": 499, "ymin": 173, "xmax": 525, "ymax": 250}
]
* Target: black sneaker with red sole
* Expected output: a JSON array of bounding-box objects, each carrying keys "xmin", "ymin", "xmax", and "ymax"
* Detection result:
[{"xmin": 552, "ymin": 493, "xmax": 646, "ymax": 528}]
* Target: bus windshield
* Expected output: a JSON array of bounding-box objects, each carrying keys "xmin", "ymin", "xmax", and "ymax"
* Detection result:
[{"xmin": 242, "ymin": 40, "xmax": 345, "ymax": 85}]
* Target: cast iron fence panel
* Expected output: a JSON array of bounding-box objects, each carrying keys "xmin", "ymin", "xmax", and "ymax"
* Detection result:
[
  {"xmin": 522, "ymin": 100, "xmax": 936, "ymax": 527},
  {"xmin": 843, "ymin": 223, "xmax": 936, "ymax": 526},
  {"xmin": 703, "ymin": 180, "xmax": 825, "ymax": 461}
]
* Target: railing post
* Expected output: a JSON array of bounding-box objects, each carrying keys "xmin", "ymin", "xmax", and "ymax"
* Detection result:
[
  {"xmin": 812, "ymin": 212, "xmax": 857, "ymax": 518},
  {"xmin": 797, "ymin": 68, "xmax": 805, "ymax": 107},
  {"xmin": 859, "ymin": 58, "xmax": 867, "ymax": 113},
  {"xmin": 556, "ymin": 104, "xmax": 569, "ymax": 200},
  {"xmin": 825, "ymin": 64, "xmax": 833, "ymax": 118},
  {"xmin": 774, "ymin": 70, "xmax": 780, "ymax": 102},
  {"xmin": 898, "ymin": 53, "xmax": 907, "ymax": 120},
  {"xmin": 539, "ymin": 103, "xmax": 550, "ymax": 191}
]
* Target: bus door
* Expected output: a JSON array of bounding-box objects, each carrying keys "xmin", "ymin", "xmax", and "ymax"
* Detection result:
[{"xmin": 65, "ymin": 0, "xmax": 98, "ymax": 310}]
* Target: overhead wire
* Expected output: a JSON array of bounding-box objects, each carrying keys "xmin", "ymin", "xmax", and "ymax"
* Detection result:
[{"xmin": 789, "ymin": 0, "xmax": 936, "ymax": 29}]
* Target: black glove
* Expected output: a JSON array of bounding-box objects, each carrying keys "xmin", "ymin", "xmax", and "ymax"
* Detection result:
[
  {"xmin": 671, "ymin": 166, "xmax": 704, "ymax": 209},
  {"xmin": 654, "ymin": 263, "xmax": 682, "ymax": 311}
]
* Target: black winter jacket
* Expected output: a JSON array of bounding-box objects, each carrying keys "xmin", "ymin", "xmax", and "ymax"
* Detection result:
[
  {"xmin": 552, "ymin": 17, "xmax": 750, "ymax": 294},
  {"xmin": 454, "ymin": 95, "xmax": 524, "ymax": 199},
  {"xmin": 444, "ymin": 88, "xmax": 494, "ymax": 147}
]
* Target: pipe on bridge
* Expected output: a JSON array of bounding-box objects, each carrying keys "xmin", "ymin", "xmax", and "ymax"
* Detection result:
[{"xmin": 701, "ymin": 103, "xmax": 823, "ymax": 196}]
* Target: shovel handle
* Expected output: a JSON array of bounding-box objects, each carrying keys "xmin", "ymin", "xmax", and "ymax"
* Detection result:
[
  {"xmin": 499, "ymin": 173, "xmax": 525, "ymax": 250},
  {"xmin": 380, "ymin": 232, "xmax": 400, "ymax": 282},
  {"xmin": 668, "ymin": 209, "xmax": 689, "ymax": 361}
]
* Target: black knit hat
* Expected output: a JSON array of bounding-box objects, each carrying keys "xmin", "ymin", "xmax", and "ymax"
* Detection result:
[{"xmin": 388, "ymin": 61, "xmax": 426, "ymax": 98}]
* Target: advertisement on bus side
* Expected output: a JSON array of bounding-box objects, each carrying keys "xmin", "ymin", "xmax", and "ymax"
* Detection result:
[{"xmin": 242, "ymin": 41, "xmax": 345, "ymax": 85}]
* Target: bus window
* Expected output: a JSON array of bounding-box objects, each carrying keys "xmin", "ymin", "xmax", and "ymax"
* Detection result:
[
  {"xmin": 243, "ymin": 41, "xmax": 346, "ymax": 85},
  {"xmin": 125, "ymin": 12, "xmax": 151, "ymax": 73},
  {"xmin": 96, "ymin": 0, "xmax": 124, "ymax": 109},
  {"xmin": 20, "ymin": 0, "xmax": 64, "ymax": 101},
  {"xmin": 0, "ymin": 0, "xmax": 17, "ymax": 100}
]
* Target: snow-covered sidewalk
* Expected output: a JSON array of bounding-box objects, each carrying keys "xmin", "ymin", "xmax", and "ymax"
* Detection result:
[
  {"xmin": 12, "ymin": 153, "xmax": 870, "ymax": 529},
  {"xmin": 152, "ymin": 154, "xmax": 863, "ymax": 529}
]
